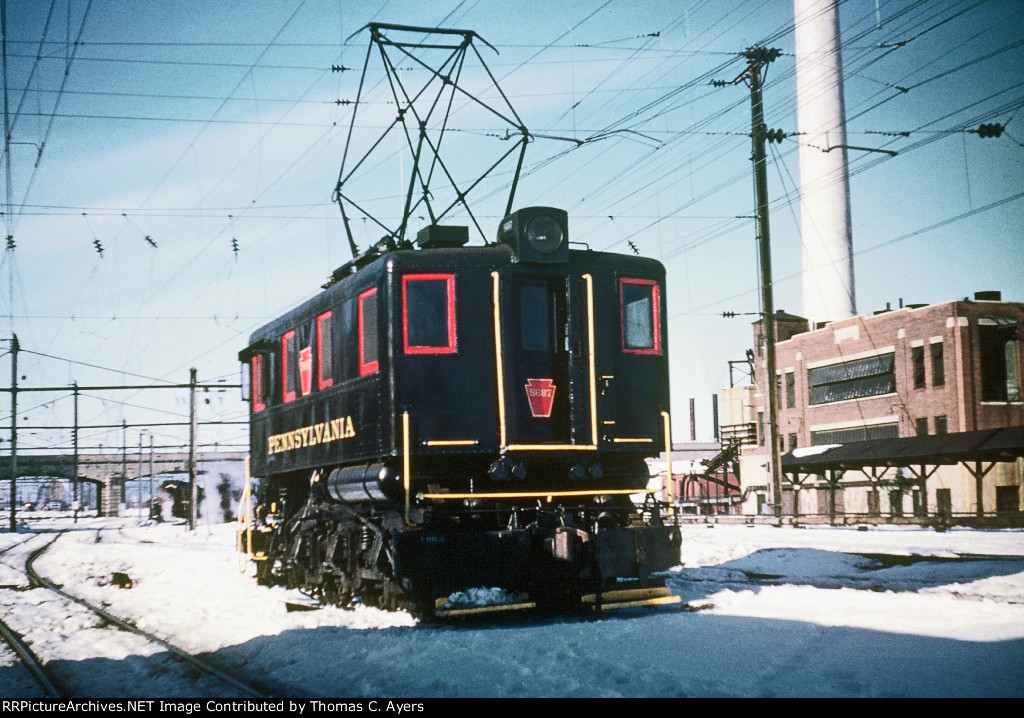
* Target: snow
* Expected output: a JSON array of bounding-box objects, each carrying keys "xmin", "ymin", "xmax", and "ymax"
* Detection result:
[{"xmin": 2, "ymin": 516, "xmax": 1023, "ymax": 698}]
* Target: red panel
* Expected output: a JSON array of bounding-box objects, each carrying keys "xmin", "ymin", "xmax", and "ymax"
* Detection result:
[
  {"xmin": 402, "ymin": 273, "xmax": 456, "ymax": 355},
  {"xmin": 281, "ymin": 330, "xmax": 297, "ymax": 402},
  {"xmin": 317, "ymin": 310, "xmax": 333, "ymax": 390},
  {"xmin": 252, "ymin": 354, "xmax": 266, "ymax": 412},
  {"xmin": 358, "ymin": 289, "xmax": 378, "ymax": 376}
]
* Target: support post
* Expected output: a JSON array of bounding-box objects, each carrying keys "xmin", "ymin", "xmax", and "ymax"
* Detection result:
[
  {"xmin": 9, "ymin": 335, "xmax": 17, "ymax": 532},
  {"xmin": 148, "ymin": 434, "xmax": 154, "ymax": 521},
  {"xmin": 189, "ymin": 368, "xmax": 197, "ymax": 530},
  {"xmin": 73, "ymin": 382, "xmax": 79, "ymax": 522}
]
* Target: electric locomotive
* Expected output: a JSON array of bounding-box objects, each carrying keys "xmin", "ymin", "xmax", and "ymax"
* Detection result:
[{"xmin": 238, "ymin": 206, "xmax": 681, "ymax": 616}]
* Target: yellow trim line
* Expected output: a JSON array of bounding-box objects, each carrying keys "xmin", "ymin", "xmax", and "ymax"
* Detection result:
[
  {"xmin": 661, "ymin": 411, "xmax": 673, "ymax": 507},
  {"xmin": 403, "ymin": 411, "xmax": 411, "ymax": 524},
  {"xmin": 594, "ymin": 595, "xmax": 682, "ymax": 610},
  {"xmin": 421, "ymin": 488, "xmax": 656, "ymax": 500},
  {"xmin": 506, "ymin": 444, "xmax": 596, "ymax": 451},
  {"xmin": 612, "ymin": 438, "xmax": 653, "ymax": 443},
  {"xmin": 582, "ymin": 586, "xmax": 672, "ymax": 603},
  {"xmin": 492, "ymin": 271, "xmax": 507, "ymax": 448},
  {"xmin": 424, "ymin": 440, "xmax": 479, "ymax": 447},
  {"xmin": 436, "ymin": 601, "xmax": 538, "ymax": 617}
]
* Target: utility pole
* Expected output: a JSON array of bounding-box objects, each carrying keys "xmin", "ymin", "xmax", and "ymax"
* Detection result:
[
  {"xmin": 188, "ymin": 368, "xmax": 197, "ymax": 531},
  {"xmin": 148, "ymin": 433, "xmax": 154, "ymax": 521},
  {"xmin": 121, "ymin": 419, "xmax": 127, "ymax": 517},
  {"xmin": 9, "ymin": 334, "xmax": 17, "ymax": 532},
  {"xmin": 72, "ymin": 382, "xmax": 79, "ymax": 523},
  {"xmin": 137, "ymin": 433, "xmax": 144, "ymax": 521},
  {"xmin": 743, "ymin": 46, "xmax": 785, "ymax": 521}
]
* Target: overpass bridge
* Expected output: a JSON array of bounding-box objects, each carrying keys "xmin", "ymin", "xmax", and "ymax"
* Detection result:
[{"xmin": 1, "ymin": 451, "xmax": 247, "ymax": 518}]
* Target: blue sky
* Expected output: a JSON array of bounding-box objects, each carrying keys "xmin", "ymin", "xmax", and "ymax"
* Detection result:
[{"xmin": 1, "ymin": 0, "xmax": 1022, "ymax": 456}]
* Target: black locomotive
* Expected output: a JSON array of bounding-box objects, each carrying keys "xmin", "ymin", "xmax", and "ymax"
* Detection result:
[{"xmin": 238, "ymin": 206, "xmax": 681, "ymax": 615}]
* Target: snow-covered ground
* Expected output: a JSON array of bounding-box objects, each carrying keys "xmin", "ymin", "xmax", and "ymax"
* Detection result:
[{"xmin": 2, "ymin": 516, "xmax": 1022, "ymax": 698}]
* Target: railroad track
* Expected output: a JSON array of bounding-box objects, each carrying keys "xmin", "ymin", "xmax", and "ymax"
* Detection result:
[{"xmin": 0, "ymin": 530, "xmax": 274, "ymax": 698}]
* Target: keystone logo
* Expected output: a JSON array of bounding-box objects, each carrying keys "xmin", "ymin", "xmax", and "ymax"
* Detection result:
[{"xmin": 524, "ymin": 378, "xmax": 556, "ymax": 418}]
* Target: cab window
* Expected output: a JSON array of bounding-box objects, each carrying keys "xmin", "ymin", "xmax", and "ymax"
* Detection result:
[
  {"xmin": 620, "ymin": 278, "xmax": 661, "ymax": 355},
  {"xmin": 403, "ymin": 274, "xmax": 456, "ymax": 354}
]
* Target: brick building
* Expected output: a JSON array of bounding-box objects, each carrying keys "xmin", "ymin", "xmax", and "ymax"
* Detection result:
[{"xmin": 733, "ymin": 292, "xmax": 1024, "ymax": 520}]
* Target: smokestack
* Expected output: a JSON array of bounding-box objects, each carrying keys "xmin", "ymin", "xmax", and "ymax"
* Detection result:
[
  {"xmin": 689, "ymin": 398, "xmax": 697, "ymax": 441},
  {"xmin": 794, "ymin": 0, "xmax": 856, "ymax": 326}
]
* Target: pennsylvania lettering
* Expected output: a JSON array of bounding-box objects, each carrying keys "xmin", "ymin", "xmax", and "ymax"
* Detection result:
[{"xmin": 267, "ymin": 417, "xmax": 356, "ymax": 455}]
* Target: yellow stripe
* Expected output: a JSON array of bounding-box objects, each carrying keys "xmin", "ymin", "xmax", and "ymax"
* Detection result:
[
  {"xmin": 420, "ymin": 488, "xmax": 655, "ymax": 500},
  {"xmin": 436, "ymin": 601, "xmax": 537, "ymax": 617},
  {"xmin": 403, "ymin": 411, "xmax": 411, "ymax": 525},
  {"xmin": 492, "ymin": 271, "xmax": 507, "ymax": 448},
  {"xmin": 612, "ymin": 438, "xmax": 654, "ymax": 443},
  {"xmin": 583, "ymin": 273, "xmax": 598, "ymax": 445},
  {"xmin": 661, "ymin": 411, "xmax": 674, "ymax": 509},
  {"xmin": 593, "ymin": 595, "xmax": 682, "ymax": 611},
  {"xmin": 424, "ymin": 440, "xmax": 479, "ymax": 447},
  {"xmin": 582, "ymin": 586, "xmax": 672, "ymax": 603},
  {"xmin": 506, "ymin": 444, "xmax": 597, "ymax": 451}
]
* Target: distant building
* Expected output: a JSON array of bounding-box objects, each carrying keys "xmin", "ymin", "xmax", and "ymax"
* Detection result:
[
  {"xmin": 734, "ymin": 292, "xmax": 1024, "ymax": 522},
  {"xmin": 648, "ymin": 442, "xmax": 742, "ymax": 515}
]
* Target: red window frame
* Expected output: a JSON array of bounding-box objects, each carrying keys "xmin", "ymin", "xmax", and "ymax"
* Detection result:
[
  {"xmin": 317, "ymin": 310, "xmax": 333, "ymax": 390},
  {"xmin": 402, "ymin": 273, "xmax": 457, "ymax": 355},
  {"xmin": 251, "ymin": 353, "xmax": 266, "ymax": 412},
  {"xmin": 281, "ymin": 330, "xmax": 297, "ymax": 402},
  {"xmin": 358, "ymin": 288, "xmax": 379, "ymax": 376},
  {"xmin": 619, "ymin": 278, "xmax": 662, "ymax": 355}
]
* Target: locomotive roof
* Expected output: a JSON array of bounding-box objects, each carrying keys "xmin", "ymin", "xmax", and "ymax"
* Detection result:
[{"xmin": 243, "ymin": 242, "xmax": 664, "ymax": 349}]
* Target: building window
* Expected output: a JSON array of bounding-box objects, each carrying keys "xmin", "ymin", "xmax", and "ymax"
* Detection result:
[
  {"xmin": 979, "ymin": 323, "xmax": 1021, "ymax": 401},
  {"xmin": 358, "ymin": 288, "xmax": 379, "ymax": 376},
  {"xmin": 403, "ymin": 274, "xmax": 456, "ymax": 354},
  {"xmin": 785, "ymin": 371, "xmax": 795, "ymax": 408},
  {"xmin": 756, "ymin": 411, "xmax": 764, "ymax": 446},
  {"xmin": 317, "ymin": 311, "xmax": 333, "ymax": 390},
  {"xmin": 281, "ymin": 330, "xmax": 297, "ymax": 402},
  {"xmin": 788, "ymin": 433, "xmax": 798, "ymax": 452},
  {"xmin": 912, "ymin": 346, "xmax": 926, "ymax": 389},
  {"xmin": 915, "ymin": 417, "xmax": 928, "ymax": 436},
  {"xmin": 251, "ymin": 354, "xmax": 267, "ymax": 412},
  {"xmin": 931, "ymin": 342, "xmax": 944, "ymax": 386},
  {"xmin": 620, "ymin": 278, "xmax": 661, "ymax": 355},
  {"xmin": 996, "ymin": 486, "xmax": 1020, "ymax": 513},
  {"xmin": 935, "ymin": 415, "xmax": 948, "ymax": 434},
  {"xmin": 808, "ymin": 353, "xmax": 895, "ymax": 405},
  {"xmin": 810, "ymin": 423, "xmax": 899, "ymax": 446}
]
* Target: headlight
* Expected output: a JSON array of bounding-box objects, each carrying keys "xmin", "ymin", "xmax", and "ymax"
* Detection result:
[{"xmin": 525, "ymin": 215, "xmax": 564, "ymax": 255}]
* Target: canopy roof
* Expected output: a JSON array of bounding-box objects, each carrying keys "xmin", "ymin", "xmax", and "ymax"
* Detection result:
[{"xmin": 782, "ymin": 425, "xmax": 1024, "ymax": 474}]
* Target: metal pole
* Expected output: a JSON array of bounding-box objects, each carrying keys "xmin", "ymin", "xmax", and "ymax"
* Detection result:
[
  {"xmin": 121, "ymin": 419, "xmax": 127, "ymax": 517},
  {"xmin": 72, "ymin": 382, "xmax": 79, "ymax": 522},
  {"xmin": 148, "ymin": 433, "xmax": 154, "ymax": 521},
  {"xmin": 9, "ymin": 334, "xmax": 17, "ymax": 532},
  {"xmin": 189, "ymin": 368, "xmax": 197, "ymax": 531},
  {"xmin": 137, "ymin": 433, "xmax": 143, "ymax": 521},
  {"xmin": 746, "ymin": 47, "xmax": 784, "ymax": 521}
]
